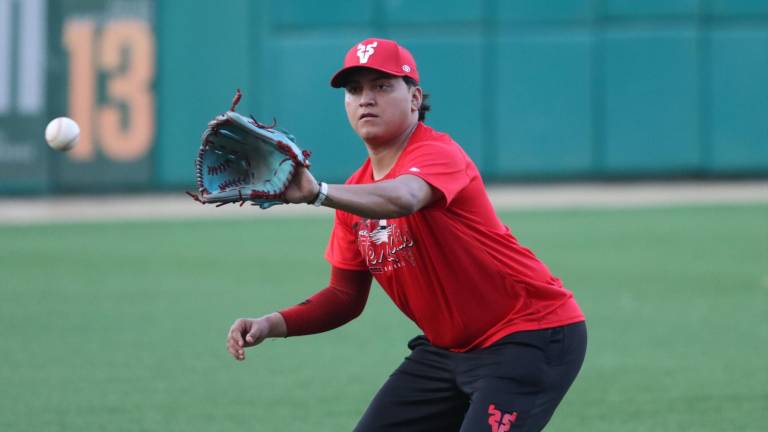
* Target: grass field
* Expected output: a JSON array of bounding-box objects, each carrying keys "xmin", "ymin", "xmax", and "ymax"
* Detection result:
[{"xmin": 1, "ymin": 204, "xmax": 766, "ymax": 431}]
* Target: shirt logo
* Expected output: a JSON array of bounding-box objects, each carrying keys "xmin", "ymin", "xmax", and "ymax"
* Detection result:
[
  {"xmin": 408, "ymin": 167, "xmax": 421, "ymax": 173},
  {"xmin": 356, "ymin": 42, "xmax": 378, "ymax": 64},
  {"xmin": 354, "ymin": 219, "xmax": 416, "ymax": 273},
  {"xmin": 369, "ymin": 220, "xmax": 392, "ymax": 244}
]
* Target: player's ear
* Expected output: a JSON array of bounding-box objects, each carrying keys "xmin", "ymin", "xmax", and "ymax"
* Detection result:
[{"xmin": 410, "ymin": 86, "xmax": 423, "ymax": 113}]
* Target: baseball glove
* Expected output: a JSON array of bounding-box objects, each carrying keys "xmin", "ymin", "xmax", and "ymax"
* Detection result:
[{"xmin": 187, "ymin": 89, "xmax": 310, "ymax": 209}]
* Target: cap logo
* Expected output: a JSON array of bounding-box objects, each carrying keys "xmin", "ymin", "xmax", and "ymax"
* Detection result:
[
  {"xmin": 402, "ymin": 65, "xmax": 411, "ymax": 73},
  {"xmin": 356, "ymin": 42, "xmax": 378, "ymax": 64}
]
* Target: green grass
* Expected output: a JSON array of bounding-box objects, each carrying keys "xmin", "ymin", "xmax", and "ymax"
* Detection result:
[{"xmin": 1, "ymin": 204, "xmax": 766, "ymax": 431}]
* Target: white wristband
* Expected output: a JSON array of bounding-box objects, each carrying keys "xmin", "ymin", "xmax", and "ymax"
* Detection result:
[{"xmin": 312, "ymin": 181, "xmax": 328, "ymax": 207}]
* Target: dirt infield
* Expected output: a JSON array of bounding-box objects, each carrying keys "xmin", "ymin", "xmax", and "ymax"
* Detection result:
[{"xmin": 0, "ymin": 181, "xmax": 766, "ymax": 225}]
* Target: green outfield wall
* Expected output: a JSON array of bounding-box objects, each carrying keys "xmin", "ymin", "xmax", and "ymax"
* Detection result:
[{"xmin": 1, "ymin": 0, "xmax": 767, "ymax": 193}]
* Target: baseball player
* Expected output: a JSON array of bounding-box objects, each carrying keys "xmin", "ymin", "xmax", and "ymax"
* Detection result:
[{"xmin": 226, "ymin": 38, "xmax": 587, "ymax": 431}]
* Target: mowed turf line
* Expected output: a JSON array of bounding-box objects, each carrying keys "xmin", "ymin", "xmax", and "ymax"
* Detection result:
[{"xmin": 0, "ymin": 204, "xmax": 766, "ymax": 431}]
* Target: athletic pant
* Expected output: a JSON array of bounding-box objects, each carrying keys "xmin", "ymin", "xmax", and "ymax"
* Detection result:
[{"xmin": 354, "ymin": 321, "xmax": 587, "ymax": 432}]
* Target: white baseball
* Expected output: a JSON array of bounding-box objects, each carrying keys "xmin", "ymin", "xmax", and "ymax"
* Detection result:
[{"xmin": 45, "ymin": 117, "xmax": 80, "ymax": 151}]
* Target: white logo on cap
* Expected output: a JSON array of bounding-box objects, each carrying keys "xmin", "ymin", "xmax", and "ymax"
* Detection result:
[
  {"xmin": 402, "ymin": 65, "xmax": 411, "ymax": 73},
  {"xmin": 357, "ymin": 42, "xmax": 378, "ymax": 64}
]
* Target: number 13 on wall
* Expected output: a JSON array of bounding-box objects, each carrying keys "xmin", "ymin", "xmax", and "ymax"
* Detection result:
[{"xmin": 63, "ymin": 19, "xmax": 155, "ymax": 162}]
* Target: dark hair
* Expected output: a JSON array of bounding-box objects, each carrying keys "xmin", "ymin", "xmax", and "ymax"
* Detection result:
[{"xmin": 403, "ymin": 77, "xmax": 430, "ymax": 122}]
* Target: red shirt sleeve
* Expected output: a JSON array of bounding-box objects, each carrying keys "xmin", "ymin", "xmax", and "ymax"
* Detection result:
[
  {"xmin": 392, "ymin": 140, "xmax": 471, "ymax": 207},
  {"xmin": 278, "ymin": 266, "xmax": 372, "ymax": 337},
  {"xmin": 324, "ymin": 210, "xmax": 368, "ymax": 270}
]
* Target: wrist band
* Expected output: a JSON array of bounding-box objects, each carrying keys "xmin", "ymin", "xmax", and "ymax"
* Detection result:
[{"xmin": 312, "ymin": 182, "xmax": 328, "ymax": 207}]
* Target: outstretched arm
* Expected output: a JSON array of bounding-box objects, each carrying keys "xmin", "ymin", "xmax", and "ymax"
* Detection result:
[
  {"xmin": 278, "ymin": 266, "xmax": 372, "ymax": 336},
  {"xmin": 226, "ymin": 266, "xmax": 372, "ymax": 361},
  {"xmin": 284, "ymin": 167, "xmax": 436, "ymax": 219}
]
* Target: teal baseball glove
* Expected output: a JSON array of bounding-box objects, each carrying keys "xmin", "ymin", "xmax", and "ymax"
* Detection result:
[{"xmin": 188, "ymin": 90, "xmax": 311, "ymax": 209}]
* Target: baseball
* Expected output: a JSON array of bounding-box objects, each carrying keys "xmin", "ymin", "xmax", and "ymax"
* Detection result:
[{"xmin": 45, "ymin": 117, "xmax": 80, "ymax": 151}]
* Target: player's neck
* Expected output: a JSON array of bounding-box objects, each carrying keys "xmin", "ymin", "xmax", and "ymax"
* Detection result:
[{"xmin": 367, "ymin": 122, "xmax": 418, "ymax": 181}]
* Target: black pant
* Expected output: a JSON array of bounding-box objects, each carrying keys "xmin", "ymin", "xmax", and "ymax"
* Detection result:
[{"xmin": 354, "ymin": 322, "xmax": 587, "ymax": 432}]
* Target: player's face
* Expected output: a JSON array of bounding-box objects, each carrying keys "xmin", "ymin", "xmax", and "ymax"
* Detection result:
[{"xmin": 344, "ymin": 70, "xmax": 421, "ymax": 146}]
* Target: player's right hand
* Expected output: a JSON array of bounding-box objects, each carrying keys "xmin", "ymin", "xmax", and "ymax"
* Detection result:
[{"xmin": 226, "ymin": 318, "xmax": 269, "ymax": 361}]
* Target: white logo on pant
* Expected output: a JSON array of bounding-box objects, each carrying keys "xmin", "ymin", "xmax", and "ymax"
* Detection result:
[{"xmin": 356, "ymin": 42, "xmax": 378, "ymax": 64}]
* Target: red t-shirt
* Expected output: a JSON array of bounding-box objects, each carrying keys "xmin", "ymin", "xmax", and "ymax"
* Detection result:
[{"xmin": 325, "ymin": 123, "xmax": 584, "ymax": 352}]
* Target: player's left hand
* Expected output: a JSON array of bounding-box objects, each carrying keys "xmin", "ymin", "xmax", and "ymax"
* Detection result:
[{"xmin": 284, "ymin": 166, "xmax": 321, "ymax": 204}]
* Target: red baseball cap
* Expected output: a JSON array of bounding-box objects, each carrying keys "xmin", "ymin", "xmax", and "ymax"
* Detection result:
[{"xmin": 330, "ymin": 38, "xmax": 420, "ymax": 88}]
